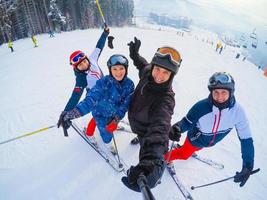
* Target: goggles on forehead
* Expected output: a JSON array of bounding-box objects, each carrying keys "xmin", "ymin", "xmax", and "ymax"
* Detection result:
[
  {"xmin": 155, "ymin": 47, "xmax": 182, "ymax": 66},
  {"xmin": 71, "ymin": 52, "xmax": 86, "ymax": 65},
  {"xmin": 209, "ymin": 73, "xmax": 232, "ymax": 86},
  {"xmin": 108, "ymin": 54, "xmax": 128, "ymax": 67}
]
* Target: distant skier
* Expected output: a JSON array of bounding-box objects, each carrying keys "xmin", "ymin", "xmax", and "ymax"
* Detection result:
[
  {"xmin": 216, "ymin": 41, "xmax": 222, "ymax": 52},
  {"xmin": 122, "ymin": 37, "xmax": 182, "ymax": 191},
  {"xmin": 48, "ymin": 30, "xmax": 55, "ymax": 38},
  {"xmin": 8, "ymin": 39, "xmax": 14, "ymax": 52},
  {"xmin": 57, "ymin": 27, "xmax": 110, "ymax": 143},
  {"xmin": 165, "ymin": 72, "xmax": 255, "ymax": 187},
  {"xmin": 219, "ymin": 45, "xmax": 223, "ymax": 54},
  {"xmin": 31, "ymin": 35, "xmax": 38, "ymax": 47},
  {"xmin": 57, "ymin": 54, "xmax": 134, "ymax": 154}
]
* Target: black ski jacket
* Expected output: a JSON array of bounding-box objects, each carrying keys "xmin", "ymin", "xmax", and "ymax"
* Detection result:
[{"xmin": 128, "ymin": 54, "xmax": 175, "ymax": 162}]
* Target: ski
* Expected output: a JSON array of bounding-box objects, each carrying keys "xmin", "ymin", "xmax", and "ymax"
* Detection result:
[
  {"xmin": 71, "ymin": 123, "xmax": 126, "ymax": 173},
  {"xmin": 117, "ymin": 125, "xmax": 134, "ymax": 133},
  {"xmin": 170, "ymin": 143, "xmax": 224, "ymax": 170},
  {"xmin": 166, "ymin": 164, "xmax": 194, "ymax": 200},
  {"xmin": 191, "ymin": 153, "xmax": 224, "ymax": 170}
]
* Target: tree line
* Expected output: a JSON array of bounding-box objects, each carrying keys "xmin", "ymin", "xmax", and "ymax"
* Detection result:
[{"xmin": 0, "ymin": 0, "xmax": 134, "ymax": 44}]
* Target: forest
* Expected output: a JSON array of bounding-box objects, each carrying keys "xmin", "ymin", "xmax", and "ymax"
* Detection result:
[{"xmin": 0, "ymin": 0, "xmax": 134, "ymax": 44}]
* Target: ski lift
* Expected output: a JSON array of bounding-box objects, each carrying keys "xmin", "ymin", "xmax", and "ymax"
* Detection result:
[
  {"xmin": 250, "ymin": 28, "xmax": 257, "ymax": 39},
  {"xmin": 251, "ymin": 40, "xmax": 258, "ymax": 48},
  {"xmin": 250, "ymin": 28, "xmax": 258, "ymax": 48},
  {"xmin": 240, "ymin": 34, "xmax": 246, "ymax": 42},
  {"xmin": 242, "ymin": 41, "xmax": 248, "ymax": 49}
]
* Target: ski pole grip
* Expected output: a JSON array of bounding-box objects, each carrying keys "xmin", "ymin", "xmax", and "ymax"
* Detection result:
[
  {"xmin": 63, "ymin": 123, "xmax": 69, "ymax": 137},
  {"xmin": 250, "ymin": 168, "xmax": 260, "ymax": 175}
]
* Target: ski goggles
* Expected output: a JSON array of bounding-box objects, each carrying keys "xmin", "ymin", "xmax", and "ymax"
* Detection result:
[
  {"xmin": 155, "ymin": 47, "xmax": 182, "ymax": 66},
  {"xmin": 71, "ymin": 52, "xmax": 86, "ymax": 65},
  {"xmin": 209, "ymin": 73, "xmax": 232, "ymax": 86},
  {"xmin": 108, "ymin": 54, "xmax": 128, "ymax": 67}
]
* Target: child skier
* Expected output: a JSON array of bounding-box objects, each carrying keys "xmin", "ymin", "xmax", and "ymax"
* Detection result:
[
  {"xmin": 57, "ymin": 54, "xmax": 135, "ymax": 154},
  {"xmin": 57, "ymin": 28, "xmax": 109, "ymax": 141},
  {"xmin": 165, "ymin": 72, "xmax": 255, "ymax": 187}
]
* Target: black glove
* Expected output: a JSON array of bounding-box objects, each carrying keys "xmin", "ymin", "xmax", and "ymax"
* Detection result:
[
  {"xmin": 127, "ymin": 159, "xmax": 165, "ymax": 189},
  {"xmin": 169, "ymin": 124, "xmax": 182, "ymax": 142},
  {"xmin": 234, "ymin": 166, "xmax": 253, "ymax": 187},
  {"xmin": 104, "ymin": 27, "xmax": 110, "ymax": 33},
  {"xmin": 108, "ymin": 36, "xmax": 114, "ymax": 49},
  {"xmin": 127, "ymin": 37, "xmax": 141, "ymax": 60},
  {"xmin": 57, "ymin": 108, "xmax": 81, "ymax": 130}
]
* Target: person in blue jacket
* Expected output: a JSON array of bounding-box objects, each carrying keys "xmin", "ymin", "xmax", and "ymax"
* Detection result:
[
  {"xmin": 57, "ymin": 27, "xmax": 109, "ymax": 141},
  {"xmin": 57, "ymin": 54, "xmax": 135, "ymax": 154},
  {"xmin": 165, "ymin": 72, "xmax": 255, "ymax": 187}
]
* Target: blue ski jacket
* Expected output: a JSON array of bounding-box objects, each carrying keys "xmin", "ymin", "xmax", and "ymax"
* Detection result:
[
  {"xmin": 176, "ymin": 95, "xmax": 254, "ymax": 169},
  {"xmin": 76, "ymin": 75, "xmax": 135, "ymax": 126},
  {"xmin": 64, "ymin": 30, "xmax": 108, "ymax": 111}
]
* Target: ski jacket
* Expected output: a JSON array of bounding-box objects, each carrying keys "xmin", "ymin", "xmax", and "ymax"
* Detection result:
[
  {"xmin": 176, "ymin": 95, "xmax": 254, "ymax": 168},
  {"xmin": 8, "ymin": 40, "xmax": 12, "ymax": 48},
  {"xmin": 76, "ymin": 75, "xmax": 134, "ymax": 125},
  {"xmin": 64, "ymin": 31, "xmax": 108, "ymax": 111},
  {"xmin": 128, "ymin": 54, "xmax": 175, "ymax": 162}
]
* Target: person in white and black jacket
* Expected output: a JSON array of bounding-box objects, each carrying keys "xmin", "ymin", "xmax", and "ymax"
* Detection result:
[{"xmin": 166, "ymin": 72, "xmax": 255, "ymax": 187}]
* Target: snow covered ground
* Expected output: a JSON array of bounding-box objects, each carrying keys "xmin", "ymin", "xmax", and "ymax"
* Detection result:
[{"xmin": 0, "ymin": 26, "xmax": 266, "ymax": 200}]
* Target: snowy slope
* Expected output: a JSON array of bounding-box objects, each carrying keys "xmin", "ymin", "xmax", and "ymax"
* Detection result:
[{"xmin": 0, "ymin": 27, "xmax": 266, "ymax": 200}]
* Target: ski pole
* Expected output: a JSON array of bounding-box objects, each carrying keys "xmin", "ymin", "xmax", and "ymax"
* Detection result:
[
  {"xmin": 191, "ymin": 168, "xmax": 260, "ymax": 190},
  {"xmin": 166, "ymin": 141, "xmax": 175, "ymax": 163},
  {"xmin": 137, "ymin": 173, "xmax": 156, "ymax": 200},
  {"xmin": 96, "ymin": 0, "xmax": 107, "ymax": 28},
  {"xmin": 0, "ymin": 125, "xmax": 56, "ymax": 145},
  {"xmin": 112, "ymin": 133, "xmax": 123, "ymax": 168}
]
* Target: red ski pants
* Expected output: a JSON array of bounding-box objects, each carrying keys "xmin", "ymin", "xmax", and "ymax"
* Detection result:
[
  {"xmin": 165, "ymin": 137, "xmax": 202, "ymax": 162},
  {"xmin": 85, "ymin": 118, "xmax": 96, "ymax": 136}
]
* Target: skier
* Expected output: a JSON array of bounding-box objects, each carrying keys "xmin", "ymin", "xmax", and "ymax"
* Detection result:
[
  {"xmin": 165, "ymin": 72, "xmax": 255, "ymax": 187},
  {"xmin": 31, "ymin": 35, "xmax": 38, "ymax": 47},
  {"xmin": 122, "ymin": 37, "xmax": 182, "ymax": 191},
  {"xmin": 57, "ymin": 54, "xmax": 135, "ymax": 154},
  {"xmin": 8, "ymin": 39, "xmax": 14, "ymax": 52},
  {"xmin": 48, "ymin": 30, "xmax": 55, "ymax": 38},
  {"xmin": 57, "ymin": 27, "xmax": 109, "ymax": 142}
]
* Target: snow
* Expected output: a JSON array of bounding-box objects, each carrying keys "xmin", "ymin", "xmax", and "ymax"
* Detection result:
[{"xmin": 0, "ymin": 26, "xmax": 266, "ymax": 200}]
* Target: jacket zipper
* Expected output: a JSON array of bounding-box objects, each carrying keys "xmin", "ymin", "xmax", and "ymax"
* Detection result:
[{"xmin": 208, "ymin": 111, "xmax": 221, "ymax": 146}]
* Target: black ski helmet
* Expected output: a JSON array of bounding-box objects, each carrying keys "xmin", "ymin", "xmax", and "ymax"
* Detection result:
[
  {"xmin": 151, "ymin": 46, "xmax": 182, "ymax": 74},
  {"xmin": 208, "ymin": 72, "xmax": 235, "ymax": 94}
]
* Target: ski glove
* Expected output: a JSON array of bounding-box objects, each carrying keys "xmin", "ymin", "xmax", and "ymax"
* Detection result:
[
  {"xmin": 104, "ymin": 27, "xmax": 110, "ymax": 33},
  {"xmin": 105, "ymin": 116, "xmax": 119, "ymax": 133},
  {"xmin": 108, "ymin": 36, "xmax": 114, "ymax": 49},
  {"xmin": 234, "ymin": 166, "xmax": 253, "ymax": 187},
  {"xmin": 127, "ymin": 159, "xmax": 165, "ymax": 189},
  {"xmin": 169, "ymin": 124, "xmax": 182, "ymax": 142},
  {"xmin": 128, "ymin": 37, "xmax": 141, "ymax": 60},
  {"xmin": 57, "ymin": 108, "xmax": 81, "ymax": 130}
]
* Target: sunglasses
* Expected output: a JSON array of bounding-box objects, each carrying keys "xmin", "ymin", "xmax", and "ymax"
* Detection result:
[
  {"xmin": 155, "ymin": 47, "xmax": 182, "ymax": 66},
  {"xmin": 71, "ymin": 52, "xmax": 86, "ymax": 65},
  {"xmin": 108, "ymin": 55, "xmax": 128, "ymax": 67},
  {"xmin": 209, "ymin": 73, "xmax": 232, "ymax": 86}
]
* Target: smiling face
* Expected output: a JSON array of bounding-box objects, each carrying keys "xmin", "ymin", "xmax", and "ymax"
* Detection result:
[
  {"xmin": 76, "ymin": 59, "xmax": 90, "ymax": 71},
  {"xmin": 110, "ymin": 64, "xmax": 126, "ymax": 81},
  {"xmin": 212, "ymin": 89, "xmax": 230, "ymax": 103},
  {"xmin": 151, "ymin": 65, "xmax": 172, "ymax": 84}
]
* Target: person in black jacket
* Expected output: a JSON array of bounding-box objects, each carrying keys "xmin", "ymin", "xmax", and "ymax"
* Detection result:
[{"xmin": 122, "ymin": 37, "xmax": 182, "ymax": 191}]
